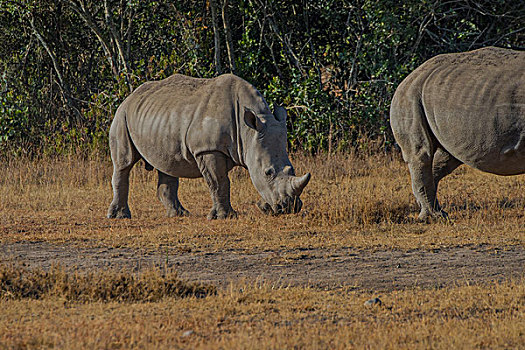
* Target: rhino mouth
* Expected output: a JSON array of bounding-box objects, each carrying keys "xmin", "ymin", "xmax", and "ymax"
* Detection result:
[{"xmin": 257, "ymin": 197, "xmax": 303, "ymax": 215}]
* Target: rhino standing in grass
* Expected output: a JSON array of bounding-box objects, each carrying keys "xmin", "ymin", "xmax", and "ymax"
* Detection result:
[
  {"xmin": 390, "ymin": 47, "xmax": 524, "ymax": 220},
  {"xmin": 107, "ymin": 73, "xmax": 311, "ymax": 219}
]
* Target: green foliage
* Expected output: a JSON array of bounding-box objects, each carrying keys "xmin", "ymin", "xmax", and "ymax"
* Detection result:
[
  {"xmin": 0, "ymin": 0, "xmax": 523, "ymax": 156},
  {"xmin": 0, "ymin": 91, "xmax": 29, "ymax": 148}
]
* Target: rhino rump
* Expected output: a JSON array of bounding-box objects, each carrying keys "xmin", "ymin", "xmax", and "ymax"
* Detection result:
[{"xmin": 390, "ymin": 46, "xmax": 525, "ymax": 175}]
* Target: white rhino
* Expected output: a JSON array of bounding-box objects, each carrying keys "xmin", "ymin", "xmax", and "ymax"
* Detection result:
[
  {"xmin": 390, "ymin": 47, "xmax": 524, "ymax": 219},
  {"xmin": 107, "ymin": 73, "xmax": 311, "ymax": 219}
]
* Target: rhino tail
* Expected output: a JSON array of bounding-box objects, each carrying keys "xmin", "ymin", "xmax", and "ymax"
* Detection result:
[
  {"xmin": 119, "ymin": 106, "xmax": 154, "ymax": 171},
  {"xmin": 109, "ymin": 106, "xmax": 142, "ymax": 169},
  {"xmin": 390, "ymin": 86, "xmax": 436, "ymax": 164}
]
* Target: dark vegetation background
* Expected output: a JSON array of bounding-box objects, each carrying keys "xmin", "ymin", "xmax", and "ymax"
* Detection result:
[{"xmin": 0, "ymin": 0, "xmax": 523, "ymax": 157}]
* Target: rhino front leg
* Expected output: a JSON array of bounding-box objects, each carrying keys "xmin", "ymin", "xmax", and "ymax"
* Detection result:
[
  {"xmin": 408, "ymin": 154, "xmax": 447, "ymax": 220},
  {"xmin": 196, "ymin": 152, "xmax": 237, "ymax": 220},
  {"xmin": 157, "ymin": 171, "xmax": 190, "ymax": 217}
]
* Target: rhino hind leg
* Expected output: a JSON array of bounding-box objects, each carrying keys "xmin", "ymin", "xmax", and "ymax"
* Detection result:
[
  {"xmin": 408, "ymin": 155, "xmax": 446, "ymax": 221},
  {"xmin": 157, "ymin": 171, "xmax": 190, "ymax": 217},
  {"xmin": 392, "ymin": 96, "xmax": 449, "ymax": 221},
  {"xmin": 107, "ymin": 112, "xmax": 141, "ymax": 219},
  {"xmin": 432, "ymin": 147, "xmax": 462, "ymax": 192},
  {"xmin": 107, "ymin": 165, "xmax": 135, "ymax": 218},
  {"xmin": 196, "ymin": 152, "xmax": 237, "ymax": 220},
  {"xmin": 400, "ymin": 136, "xmax": 448, "ymax": 220}
]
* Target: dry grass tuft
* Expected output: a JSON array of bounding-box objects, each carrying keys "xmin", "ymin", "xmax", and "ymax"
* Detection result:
[
  {"xmin": 0, "ymin": 263, "xmax": 215, "ymax": 302},
  {"xmin": 0, "ymin": 278, "xmax": 524, "ymax": 349}
]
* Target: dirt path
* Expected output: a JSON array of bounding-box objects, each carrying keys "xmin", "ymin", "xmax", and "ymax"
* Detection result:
[{"xmin": 1, "ymin": 242, "xmax": 524, "ymax": 291}]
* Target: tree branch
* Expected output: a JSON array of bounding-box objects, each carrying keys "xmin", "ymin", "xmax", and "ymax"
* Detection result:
[
  {"xmin": 257, "ymin": 0, "xmax": 303, "ymax": 75},
  {"xmin": 221, "ymin": 0, "xmax": 236, "ymax": 73},
  {"xmin": 29, "ymin": 18, "xmax": 81, "ymax": 123},
  {"xmin": 104, "ymin": 0, "xmax": 132, "ymax": 90},
  {"xmin": 68, "ymin": 0, "xmax": 119, "ymax": 80}
]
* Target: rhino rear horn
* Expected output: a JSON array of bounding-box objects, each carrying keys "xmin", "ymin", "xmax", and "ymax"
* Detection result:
[{"xmin": 291, "ymin": 173, "xmax": 311, "ymax": 195}]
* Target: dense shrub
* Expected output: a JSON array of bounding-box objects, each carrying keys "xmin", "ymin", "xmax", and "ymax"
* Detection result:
[{"xmin": 0, "ymin": 0, "xmax": 523, "ymax": 156}]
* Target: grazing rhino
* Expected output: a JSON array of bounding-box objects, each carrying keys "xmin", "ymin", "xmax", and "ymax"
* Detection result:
[
  {"xmin": 107, "ymin": 73, "xmax": 311, "ymax": 219},
  {"xmin": 390, "ymin": 47, "xmax": 524, "ymax": 220}
]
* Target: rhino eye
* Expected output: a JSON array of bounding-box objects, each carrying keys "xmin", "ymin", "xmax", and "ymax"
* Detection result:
[{"xmin": 264, "ymin": 167, "xmax": 275, "ymax": 177}]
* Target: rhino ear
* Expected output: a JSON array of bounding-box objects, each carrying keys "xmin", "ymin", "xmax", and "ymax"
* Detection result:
[
  {"xmin": 244, "ymin": 107, "xmax": 266, "ymax": 133},
  {"xmin": 274, "ymin": 105, "xmax": 287, "ymax": 123}
]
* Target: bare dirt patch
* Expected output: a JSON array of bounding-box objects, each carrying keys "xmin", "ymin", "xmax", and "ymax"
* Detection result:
[{"xmin": 1, "ymin": 242, "xmax": 523, "ymax": 291}]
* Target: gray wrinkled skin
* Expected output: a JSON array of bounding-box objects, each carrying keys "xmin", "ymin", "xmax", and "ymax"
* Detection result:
[
  {"xmin": 390, "ymin": 47, "xmax": 524, "ymax": 220},
  {"xmin": 107, "ymin": 73, "xmax": 311, "ymax": 220}
]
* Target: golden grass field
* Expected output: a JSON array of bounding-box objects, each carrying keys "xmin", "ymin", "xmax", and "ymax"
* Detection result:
[{"xmin": 0, "ymin": 153, "xmax": 524, "ymax": 349}]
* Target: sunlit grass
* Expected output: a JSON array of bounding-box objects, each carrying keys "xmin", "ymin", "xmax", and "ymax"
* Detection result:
[
  {"xmin": 0, "ymin": 279, "xmax": 523, "ymax": 349},
  {"xmin": 1, "ymin": 154, "xmax": 524, "ymax": 348},
  {"xmin": 0, "ymin": 153, "xmax": 524, "ymax": 250}
]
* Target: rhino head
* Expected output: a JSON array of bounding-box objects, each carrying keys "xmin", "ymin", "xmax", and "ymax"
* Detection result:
[{"xmin": 243, "ymin": 105, "xmax": 311, "ymax": 215}]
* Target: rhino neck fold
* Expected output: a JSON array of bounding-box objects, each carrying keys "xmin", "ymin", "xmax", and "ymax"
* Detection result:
[
  {"xmin": 229, "ymin": 100, "xmax": 247, "ymax": 169},
  {"xmin": 231, "ymin": 84, "xmax": 272, "ymax": 169},
  {"xmin": 237, "ymin": 108, "xmax": 248, "ymax": 169}
]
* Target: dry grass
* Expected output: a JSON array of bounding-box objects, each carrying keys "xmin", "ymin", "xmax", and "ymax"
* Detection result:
[
  {"xmin": 0, "ymin": 279, "xmax": 523, "ymax": 349},
  {"xmin": 1, "ymin": 154, "xmax": 525, "ymax": 349},
  {"xmin": 0, "ymin": 153, "xmax": 524, "ymax": 251},
  {"xmin": 0, "ymin": 264, "xmax": 214, "ymax": 302}
]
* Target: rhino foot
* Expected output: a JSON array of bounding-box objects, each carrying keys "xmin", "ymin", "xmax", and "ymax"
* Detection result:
[
  {"xmin": 207, "ymin": 207, "xmax": 237, "ymax": 220},
  {"xmin": 256, "ymin": 200, "xmax": 273, "ymax": 215},
  {"xmin": 417, "ymin": 208, "xmax": 448, "ymax": 222},
  {"xmin": 107, "ymin": 205, "xmax": 131, "ymax": 219},
  {"xmin": 166, "ymin": 207, "xmax": 190, "ymax": 218},
  {"xmin": 256, "ymin": 197, "xmax": 303, "ymax": 215}
]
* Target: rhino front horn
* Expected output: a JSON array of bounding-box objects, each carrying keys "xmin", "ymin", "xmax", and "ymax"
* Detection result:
[{"xmin": 291, "ymin": 173, "xmax": 311, "ymax": 195}]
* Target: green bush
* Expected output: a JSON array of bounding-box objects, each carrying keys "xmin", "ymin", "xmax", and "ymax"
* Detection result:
[{"xmin": 0, "ymin": 0, "xmax": 522, "ymax": 157}]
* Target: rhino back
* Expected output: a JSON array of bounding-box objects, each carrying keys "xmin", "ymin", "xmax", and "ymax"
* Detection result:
[
  {"xmin": 396, "ymin": 47, "xmax": 525, "ymax": 175},
  {"xmin": 122, "ymin": 74, "xmax": 254, "ymax": 177}
]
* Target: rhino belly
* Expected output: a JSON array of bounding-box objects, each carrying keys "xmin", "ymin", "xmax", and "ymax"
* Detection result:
[
  {"xmin": 126, "ymin": 107, "xmax": 203, "ymax": 179},
  {"xmin": 421, "ymin": 63, "xmax": 525, "ymax": 175},
  {"xmin": 427, "ymin": 105, "xmax": 525, "ymax": 176}
]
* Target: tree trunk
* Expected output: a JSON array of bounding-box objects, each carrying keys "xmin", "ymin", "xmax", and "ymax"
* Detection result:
[
  {"xmin": 222, "ymin": 0, "xmax": 236, "ymax": 73},
  {"xmin": 209, "ymin": 0, "xmax": 222, "ymax": 74}
]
